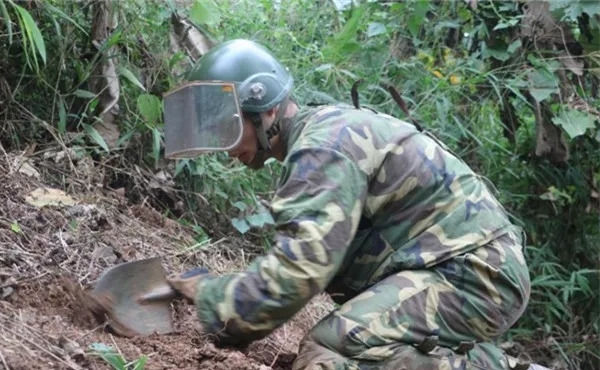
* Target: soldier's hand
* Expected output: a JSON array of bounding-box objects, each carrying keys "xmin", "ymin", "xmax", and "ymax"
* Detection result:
[{"xmin": 167, "ymin": 267, "xmax": 209, "ymax": 302}]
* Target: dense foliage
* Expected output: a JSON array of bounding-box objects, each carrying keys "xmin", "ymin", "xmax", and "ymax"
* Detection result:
[{"xmin": 1, "ymin": 0, "xmax": 598, "ymax": 368}]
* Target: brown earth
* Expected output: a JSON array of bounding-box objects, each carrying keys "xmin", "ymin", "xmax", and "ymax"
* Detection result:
[{"xmin": 0, "ymin": 150, "xmax": 331, "ymax": 370}]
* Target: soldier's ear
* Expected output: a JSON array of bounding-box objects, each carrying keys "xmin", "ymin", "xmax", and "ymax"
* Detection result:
[
  {"xmin": 264, "ymin": 107, "xmax": 278, "ymax": 120},
  {"xmin": 259, "ymin": 107, "xmax": 278, "ymax": 129}
]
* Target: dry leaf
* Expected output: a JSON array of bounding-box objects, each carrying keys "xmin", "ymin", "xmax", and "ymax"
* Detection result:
[
  {"xmin": 92, "ymin": 245, "xmax": 117, "ymax": 264},
  {"xmin": 18, "ymin": 162, "xmax": 40, "ymax": 179},
  {"xmin": 25, "ymin": 187, "xmax": 77, "ymax": 208},
  {"xmin": 12, "ymin": 154, "xmax": 41, "ymax": 179},
  {"xmin": 58, "ymin": 337, "xmax": 85, "ymax": 361}
]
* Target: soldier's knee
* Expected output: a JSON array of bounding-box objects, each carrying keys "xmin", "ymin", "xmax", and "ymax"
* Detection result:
[
  {"xmin": 294, "ymin": 335, "xmax": 359, "ymax": 370},
  {"xmin": 307, "ymin": 316, "xmax": 368, "ymax": 358}
]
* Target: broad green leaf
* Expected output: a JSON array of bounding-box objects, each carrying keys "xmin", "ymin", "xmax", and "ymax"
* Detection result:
[
  {"xmin": 528, "ymin": 67, "xmax": 558, "ymax": 102},
  {"xmin": 190, "ymin": 0, "xmax": 221, "ymax": 26},
  {"xmin": 493, "ymin": 18, "xmax": 519, "ymax": 31},
  {"xmin": 367, "ymin": 22, "xmax": 386, "ymax": 38},
  {"xmin": 528, "ymin": 56, "xmax": 560, "ymax": 72},
  {"xmin": 89, "ymin": 343, "xmax": 127, "ymax": 370},
  {"xmin": 338, "ymin": 40, "xmax": 360, "ymax": 54},
  {"xmin": 323, "ymin": 4, "xmax": 366, "ymax": 61},
  {"xmin": 74, "ymin": 89, "xmax": 97, "ymax": 99},
  {"xmin": 89, "ymin": 342, "xmax": 113, "ymax": 353},
  {"xmin": 12, "ymin": 4, "xmax": 37, "ymax": 70},
  {"xmin": 507, "ymin": 39, "xmax": 522, "ymax": 54},
  {"xmin": 231, "ymin": 217, "xmax": 250, "ymax": 234},
  {"xmin": 506, "ymin": 77, "xmax": 528, "ymax": 88},
  {"xmin": 118, "ymin": 66, "xmax": 146, "ymax": 91},
  {"xmin": 484, "ymin": 47, "xmax": 510, "ymax": 62},
  {"xmin": 549, "ymin": 0, "xmax": 573, "ymax": 11},
  {"xmin": 232, "ymin": 201, "xmax": 248, "ymax": 211},
  {"xmin": 336, "ymin": 5, "xmax": 366, "ymax": 43},
  {"xmin": 562, "ymin": 2, "xmax": 600, "ymax": 20},
  {"xmin": 246, "ymin": 213, "xmax": 266, "ymax": 227},
  {"xmin": 174, "ymin": 159, "xmax": 188, "ymax": 177},
  {"xmin": 137, "ymin": 94, "xmax": 162, "ymax": 125},
  {"xmin": 408, "ymin": 0, "xmax": 429, "ymax": 37},
  {"xmin": 581, "ymin": 1, "xmax": 600, "ymax": 17},
  {"xmin": 457, "ymin": 6, "xmax": 471, "ymax": 21},
  {"xmin": 246, "ymin": 211, "xmax": 274, "ymax": 228},
  {"xmin": 0, "ymin": 1, "xmax": 12, "ymax": 44},
  {"xmin": 58, "ymin": 97, "xmax": 66, "ymax": 134},
  {"xmin": 84, "ymin": 124, "xmax": 110, "ymax": 152},
  {"xmin": 258, "ymin": 211, "xmax": 274, "ymax": 224},
  {"xmin": 529, "ymin": 87, "xmax": 556, "ymax": 103},
  {"xmin": 14, "ymin": 4, "xmax": 46, "ymax": 64},
  {"xmin": 552, "ymin": 109, "xmax": 597, "ymax": 139},
  {"xmin": 499, "ymin": 2, "xmax": 518, "ymax": 11}
]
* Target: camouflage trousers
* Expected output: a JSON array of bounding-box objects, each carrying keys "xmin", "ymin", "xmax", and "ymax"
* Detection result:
[{"xmin": 293, "ymin": 231, "xmax": 531, "ymax": 370}]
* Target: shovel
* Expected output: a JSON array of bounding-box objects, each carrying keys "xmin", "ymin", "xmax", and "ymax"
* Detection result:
[{"xmin": 89, "ymin": 257, "xmax": 204, "ymax": 337}]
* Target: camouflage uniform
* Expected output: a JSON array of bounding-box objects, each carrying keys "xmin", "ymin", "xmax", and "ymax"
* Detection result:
[{"xmin": 194, "ymin": 105, "xmax": 531, "ymax": 369}]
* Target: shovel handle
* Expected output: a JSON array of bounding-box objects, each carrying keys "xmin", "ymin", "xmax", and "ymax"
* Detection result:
[
  {"xmin": 137, "ymin": 268, "xmax": 208, "ymax": 304},
  {"xmin": 137, "ymin": 284, "xmax": 176, "ymax": 303}
]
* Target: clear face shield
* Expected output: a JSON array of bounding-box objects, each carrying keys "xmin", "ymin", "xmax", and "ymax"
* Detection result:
[{"xmin": 163, "ymin": 81, "xmax": 243, "ymax": 159}]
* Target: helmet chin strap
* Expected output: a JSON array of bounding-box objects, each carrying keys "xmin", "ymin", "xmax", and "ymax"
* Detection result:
[
  {"xmin": 265, "ymin": 97, "xmax": 289, "ymax": 142},
  {"xmin": 248, "ymin": 98, "xmax": 290, "ymax": 168}
]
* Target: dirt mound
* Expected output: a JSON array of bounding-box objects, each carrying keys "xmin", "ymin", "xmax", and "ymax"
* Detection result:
[{"xmin": 0, "ymin": 152, "xmax": 331, "ymax": 369}]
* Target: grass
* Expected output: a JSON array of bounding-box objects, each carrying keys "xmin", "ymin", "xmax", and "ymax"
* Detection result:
[
  {"xmin": 89, "ymin": 342, "xmax": 147, "ymax": 370},
  {"xmin": 1, "ymin": 0, "xmax": 598, "ymax": 367}
]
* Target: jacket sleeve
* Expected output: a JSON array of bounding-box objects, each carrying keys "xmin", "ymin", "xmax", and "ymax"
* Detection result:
[{"xmin": 193, "ymin": 147, "xmax": 367, "ymax": 345}]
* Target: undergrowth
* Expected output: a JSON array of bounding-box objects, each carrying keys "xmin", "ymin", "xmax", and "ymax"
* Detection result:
[{"xmin": 1, "ymin": 0, "xmax": 598, "ymax": 368}]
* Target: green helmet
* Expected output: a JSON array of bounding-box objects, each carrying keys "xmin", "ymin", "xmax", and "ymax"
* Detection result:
[{"xmin": 187, "ymin": 39, "xmax": 293, "ymax": 113}]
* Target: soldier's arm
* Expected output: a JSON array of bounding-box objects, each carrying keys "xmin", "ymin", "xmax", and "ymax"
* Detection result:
[{"xmin": 193, "ymin": 147, "xmax": 366, "ymax": 345}]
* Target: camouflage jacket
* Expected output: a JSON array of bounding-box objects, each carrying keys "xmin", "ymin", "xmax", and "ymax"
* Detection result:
[{"xmin": 194, "ymin": 105, "xmax": 516, "ymax": 345}]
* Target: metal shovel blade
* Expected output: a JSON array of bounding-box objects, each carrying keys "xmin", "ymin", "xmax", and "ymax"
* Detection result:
[{"xmin": 91, "ymin": 257, "xmax": 176, "ymax": 337}]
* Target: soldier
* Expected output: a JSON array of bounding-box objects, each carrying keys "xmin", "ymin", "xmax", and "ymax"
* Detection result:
[{"xmin": 165, "ymin": 39, "xmax": 532, "ymax": 370}]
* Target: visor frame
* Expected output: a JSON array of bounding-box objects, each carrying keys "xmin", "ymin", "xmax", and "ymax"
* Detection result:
[{"xmin": 163, "ymin": 80, "xmax": 244, "ymax": 159}]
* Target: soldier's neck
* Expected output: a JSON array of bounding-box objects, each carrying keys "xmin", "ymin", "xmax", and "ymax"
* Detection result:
[{"xmin": 270, "ymin": 102, "xmax": 299, "ymax": 162}]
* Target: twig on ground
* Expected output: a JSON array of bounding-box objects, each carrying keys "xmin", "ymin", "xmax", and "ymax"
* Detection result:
[
  {"xmin": 0, "ymin": 349, "xmax": 9, "ymax": 370},
  {"xmin": 0, "ymin": 318, "xmax": 78, "ymax": 369},
  {"xmin": 75, "ymin": 323, "xmax": 106, "ymax": 341}
]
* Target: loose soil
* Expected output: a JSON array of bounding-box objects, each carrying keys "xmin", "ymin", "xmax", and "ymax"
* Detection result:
[{"xmin": 0, "ymin": 151, "xmax": 331, "ymax": 370}]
